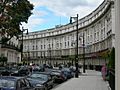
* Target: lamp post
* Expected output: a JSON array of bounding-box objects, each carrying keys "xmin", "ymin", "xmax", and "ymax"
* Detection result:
[
  {"xmin": 82, "ymin": 33, "xmax": 85, "ymax": 73},
  {"xmin": 70, "ymin": 14, "xmax": 79, "ymax": 78},
  {"xmin": 47, "ymin": 46, "xmax": 51, "ymax": 64},
  {"xmin": 21, "ymin": 27, "xmax": 28, "ymax": 64},
  {"xmin": 49, "ymin": 47, "xmax": 51, "ymax": 64},
  {"xmin": 79, "ymin": 32, "xmax": 85, "ymax": 73},
  {"xmin": 27, "ymin": 44, "xmax": 30, "ymax": 65}
]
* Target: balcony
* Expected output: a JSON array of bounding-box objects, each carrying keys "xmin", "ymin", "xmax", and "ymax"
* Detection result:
[
  {"xmin": 0, "ymin": 37, "xmax": 21, "ymax": 52},
  {"xmin": 1, "ymin": 43, "xmax": 21, "ymax": 52}
]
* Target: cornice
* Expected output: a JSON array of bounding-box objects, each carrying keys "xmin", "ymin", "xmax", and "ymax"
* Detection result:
[{"xmin": 23, "ymin": 0, "xmax": 114, "ymax": 40}]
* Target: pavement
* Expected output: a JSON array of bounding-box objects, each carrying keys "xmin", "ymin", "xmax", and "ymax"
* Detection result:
[{"xmin": 52, "ymin": 69, "xmax": 111, "ymax": 90}]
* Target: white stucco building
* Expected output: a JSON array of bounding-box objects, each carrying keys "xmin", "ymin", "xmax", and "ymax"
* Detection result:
[
  {"xmin": 21, "ymin": 0, "xmax": 115, "ymax": 66},
  {"xmin": 0, "ymin": 36, "xmax": 21, "ymax": 64}
]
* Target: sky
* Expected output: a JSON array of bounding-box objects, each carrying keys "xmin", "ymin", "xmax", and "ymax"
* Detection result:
[{"xmin": 22, "ymin": 0, "xmax": 104, "ymax": 32}]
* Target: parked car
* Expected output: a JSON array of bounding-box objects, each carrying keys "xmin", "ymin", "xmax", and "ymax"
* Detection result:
[
  {"xmin": 0, "ymin": 76, "xmax": 34, "ymax": 90},
  {"xmin": 61, "ymin": 68, "xmax": 74, "ymax": 79},
  {"xmin": 0, "ymin": 67, "xmax": 11, "ymax": 76},
  {"xmin": 32, "ymin": 65, "xmax": 41, "ymax": 72},
  {"xmin": 9, "ymin": 67, "xmax": 19, "ymax": 76},
  {"xmin": 26, "ymin": 78, "xmax": 45, "ymax": 90},
  {"xmin": 18, "ymin": 66, "xmax": 30, "ymax": 76},
  {"xmin": 50, "ymin": 69, "xmax": 67, "ymax": 83},
  {"xmin": 39, "ymin": 65, "xmax": 45, "ymax": 72},
  {"xmin": 27, "ymin": 72, "xmax": 54, "ymax": 90}
]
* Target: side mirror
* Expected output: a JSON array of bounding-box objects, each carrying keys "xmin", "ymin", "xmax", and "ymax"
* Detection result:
[{"xmin": 48, "ymin": 76, "xmax": 52, "ymax": 80}]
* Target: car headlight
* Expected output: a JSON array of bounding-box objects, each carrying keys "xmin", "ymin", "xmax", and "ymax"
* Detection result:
[
  {"xmin": 36, "ymin": 84, "xmax": 43, "ymax": 87},
  {"xmin": 10, "ymin": 87, "xmax": 14, "ymax": 89},
  {"xmin": 14, "ymin": 71, "xmax": 18, "ymax": 73}
]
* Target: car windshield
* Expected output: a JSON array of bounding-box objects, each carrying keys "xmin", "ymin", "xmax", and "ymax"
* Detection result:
[
  {"xmin": 10, "ymin": 68, "xmax": 18, "ymax": 71},
  {"xmin": 0, "ymin": 79, "xmax": 15, "ymax": 88},
  {"xmin": 51, "ymin": 71, "xmax": 61, "ymax": 75},
  {"xmin": 62, "ymin": 68, "xmax": 70, "ymax": 72},
  {"xmin": 0, "ymin": 67, "xmax": 6, "ymax": 70},
  {"xmin": 30, "ymin": 74, "xmax": 48, "ymax": 81}
]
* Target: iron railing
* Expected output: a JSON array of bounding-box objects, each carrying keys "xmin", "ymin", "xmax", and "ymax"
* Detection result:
[
  {"xmin": 108, "ymin": 68, "xmax": 115, "ymax": 90},
  {"xmin": 1, "ymin": 43, "xmax": 20, "ymax": 51}
]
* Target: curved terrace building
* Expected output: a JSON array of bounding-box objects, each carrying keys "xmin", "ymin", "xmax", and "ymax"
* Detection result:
[{"xmin": 21, "ymin": 0, "xmax": 115, "ymax": 67}]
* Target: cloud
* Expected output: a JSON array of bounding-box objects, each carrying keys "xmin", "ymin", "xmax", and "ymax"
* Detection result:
[
  {"xmin": 32, "ymin": 10, "xmax": 47, "ymax": 18},
  {"xmin": 22, "ymin": 16, "xmax": 46, "ymax": 32},
  {"xmin": 27, "ymin": 0, "xmax": 104, "ymax": 31},
  {"xmin": 29, "ymin": 0, "xmax": 103, "ymax": 17},
  {"xmin": 22, "ymin": 6, "xmax": 48, "ymax": 32}
]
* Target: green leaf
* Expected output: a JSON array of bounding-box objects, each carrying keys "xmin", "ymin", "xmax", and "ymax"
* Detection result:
[{"xmin": 0, "ymin": 0, "xmax": 34, "ymax": 42}]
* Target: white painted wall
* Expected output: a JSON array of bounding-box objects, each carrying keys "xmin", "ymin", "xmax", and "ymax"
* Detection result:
[{"xmin": 115, "ymin": 0, "xmax": 120, "ymax": 90}]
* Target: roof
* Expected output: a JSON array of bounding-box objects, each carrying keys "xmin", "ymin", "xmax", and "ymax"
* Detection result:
[
  {"xmin": 0, "ymin": 76, "xmax": 24, "ymax": 81},
  {"xmin": 32, "ymin": 71, "xmax": 51, "ymax": 75}
]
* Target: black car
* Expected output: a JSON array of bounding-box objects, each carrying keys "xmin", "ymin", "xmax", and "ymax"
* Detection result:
[
  {"xmin": 50, "ymin": 69, "xmax": 67, "ymax": 83},
  {"xmin": 0, "ymin": 76, "xmax": 34, "ymax": 90},
  {"xmin": 7, "ymin": 67, "xmax": 19, "ymax": 76},
  {"xmin": 27, "ymin": 78, "xmax": 45, "ymax": 90},
  {"xmin": 0, "ymin": 67, "xmax": 11, "ymax": 76},
  {"xmin": 61, "ymin": 68, "xmax": 74, "ymax": 79},
  {"xmin": 27, "ymin": 72, "xmax": 54, "ymax": 90},
  {"xmin": 18, "ymin": 66, "xmax": 30, "ymax": 76}
]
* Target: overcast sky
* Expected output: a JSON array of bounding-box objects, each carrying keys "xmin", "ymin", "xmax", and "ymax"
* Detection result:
[{"xmin": 22, "ymin": 0, "xmax": 104, "ymax": 32}]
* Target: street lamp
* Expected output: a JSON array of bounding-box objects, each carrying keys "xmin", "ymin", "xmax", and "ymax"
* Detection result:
[
  {"xmin": 47, "ymin": 46, "xmax": 51, "ymax": 64},
  {"xmin": 79, "ymin": 32, "xmax": 85, "ymax": 73},
  {"xmin": 81, "ymin": 33, "xmax": 86, "ymax": 73},
  {"xmin": 27, "ymin": 42, "xmax": 30, "ymax": 65},
  {"xmin": 49, "ymin": 48, "xmax": 51, "ymax": 64},
  {"xmin": 21, "ymin": 27, "xmax": 28, "ymax": 64},
  {"xmin": 70, "ymin": 14, "xmax": 79, "ymax": 78}
]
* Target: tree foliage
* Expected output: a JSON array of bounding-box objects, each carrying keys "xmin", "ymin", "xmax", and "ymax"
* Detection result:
[
  {"xmin": 108, "ymin": 47, "xmax": 115, "ymax": 69},
  {"xmin": 0, "ymin": 55, "xmax": 7, "ymax": 66},
  {"xmin": 0, "ymin": 0, "xmax": 34, "ymax": 41},
  {"xmin": 0, "ymin": 56, "xmax": 7, "ymax": 62}
]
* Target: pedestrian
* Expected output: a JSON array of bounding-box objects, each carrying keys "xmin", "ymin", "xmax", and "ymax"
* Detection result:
[
  {"xmin": 101, "ymin": 64, "xmax": 107, "ymax": 80},
  {"xmin": 29, "ymin": 65, "xmax": 33, "ymax": 75}
]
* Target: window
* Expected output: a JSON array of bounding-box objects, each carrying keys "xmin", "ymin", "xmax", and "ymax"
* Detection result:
[
  {"xmin": 65, "ymin": 42, "xmax": 66, "ymax": 47},
  {"xmin": 24, "ymin": 79, "xmax": 30, "ymax": 87},
  {"xmin": 33, "ymin": 46, "xmax": 34, "ymax": 50},
  {"xmin": 97, "ymin": 32, "xmax": 99, "ymax": 41},
  {"xmin": 36, "ymin": 45, "xmax": 38, "ymax": 50},
  {"xmin": 68, "ymin": 41, "xmax": 69, "ymax": 47},
  {"xmin": 94, "ymin": 33, "xmax": 96, "ymax": 41},
  {"xmin": 19, "ymin": 79, "xmax": 26, "ymax": 88},
  {"xmin": 60, "ymin": 43, "xmax": 62, "ymax": 48},
  {"xmin": 0, "ymin": 80, "xmax": 15, "ymax": 88},
  {"xmin": 24, "ymin": 46, "xmax": 26, "ymax": 50},
  {"xmin": 44, "ymin": 45, "xmax": 46, "ymax": 49},
  {"xmin": 52, "ymin": 43, "xmax": 53, "ymax": 48},
  {"xmin": 49, "ymin": 44, "xmax": 51, "ymax": 48},
  {"xmin": 41, "ymin": 45, "xmax": 42, "ymax": 49}
]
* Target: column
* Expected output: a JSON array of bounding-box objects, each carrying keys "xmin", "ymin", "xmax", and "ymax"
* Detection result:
[
  {"xmin": 0, "ymin": 34, "xmax": 1, "ymax": 56},
  {"xmin": 115, "ymin": 0, "xmax": 120, "ymax": 90},
  {"xmin": 0, "ymin": 44, "xmax": 2, "ymax": 56}
]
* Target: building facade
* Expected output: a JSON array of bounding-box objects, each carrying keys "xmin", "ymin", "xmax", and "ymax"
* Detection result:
[
  {"xmin": 21, "ymin": 0, "xmax": 115, "ymax": 67},
  {"xmin": 0, "ymin": 36, "xmax": 21, "ymax": 64}
]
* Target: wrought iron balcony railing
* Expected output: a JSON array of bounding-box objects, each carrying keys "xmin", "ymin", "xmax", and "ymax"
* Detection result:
[{"xmin": 1, "ymin": 43, "xmax": 21, "ymax": 52}]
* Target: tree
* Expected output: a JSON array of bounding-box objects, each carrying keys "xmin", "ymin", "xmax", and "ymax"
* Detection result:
[
  {"xmin": 0, "ymin": 0, "xmax": 34, "ymax": 42},
  {"xmin": 0, "ymin": 55, "xmax": 8, "ymax": 66},
  {"xmin": 108, "ymin": 47, "xmax": 115, "ymax": 69}
]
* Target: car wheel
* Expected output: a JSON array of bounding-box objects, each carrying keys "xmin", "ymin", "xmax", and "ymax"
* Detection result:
[
  {"xmin": 50, "ymin": 85, "xmax": 53, "ymax": 89},
  {"xmin": 44, "ymin": 87, "xmax": 47, "ymax": 90}
]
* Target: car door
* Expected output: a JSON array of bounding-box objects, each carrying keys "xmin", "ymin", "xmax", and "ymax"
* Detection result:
[
  {"xmin": 23, "ymin": 78, "xmax": 34, "ymax": 90},
  {"xmin": 16, "ymin": 78, "xmax": 33, "ymax": 90},
  {"xmin": 47, "ymin": 75, "xmax": 53, "ymax": 89}
]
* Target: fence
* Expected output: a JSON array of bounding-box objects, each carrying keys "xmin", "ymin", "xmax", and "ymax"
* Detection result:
[{"xmin": 108, "ymin": 69, "xmax": 115, "ymax": 90}]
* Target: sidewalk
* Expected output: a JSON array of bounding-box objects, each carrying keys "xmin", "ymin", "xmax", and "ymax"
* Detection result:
[{"xmin": 52, "ymin": 70, "xmax": 111, "ymax": 90}]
